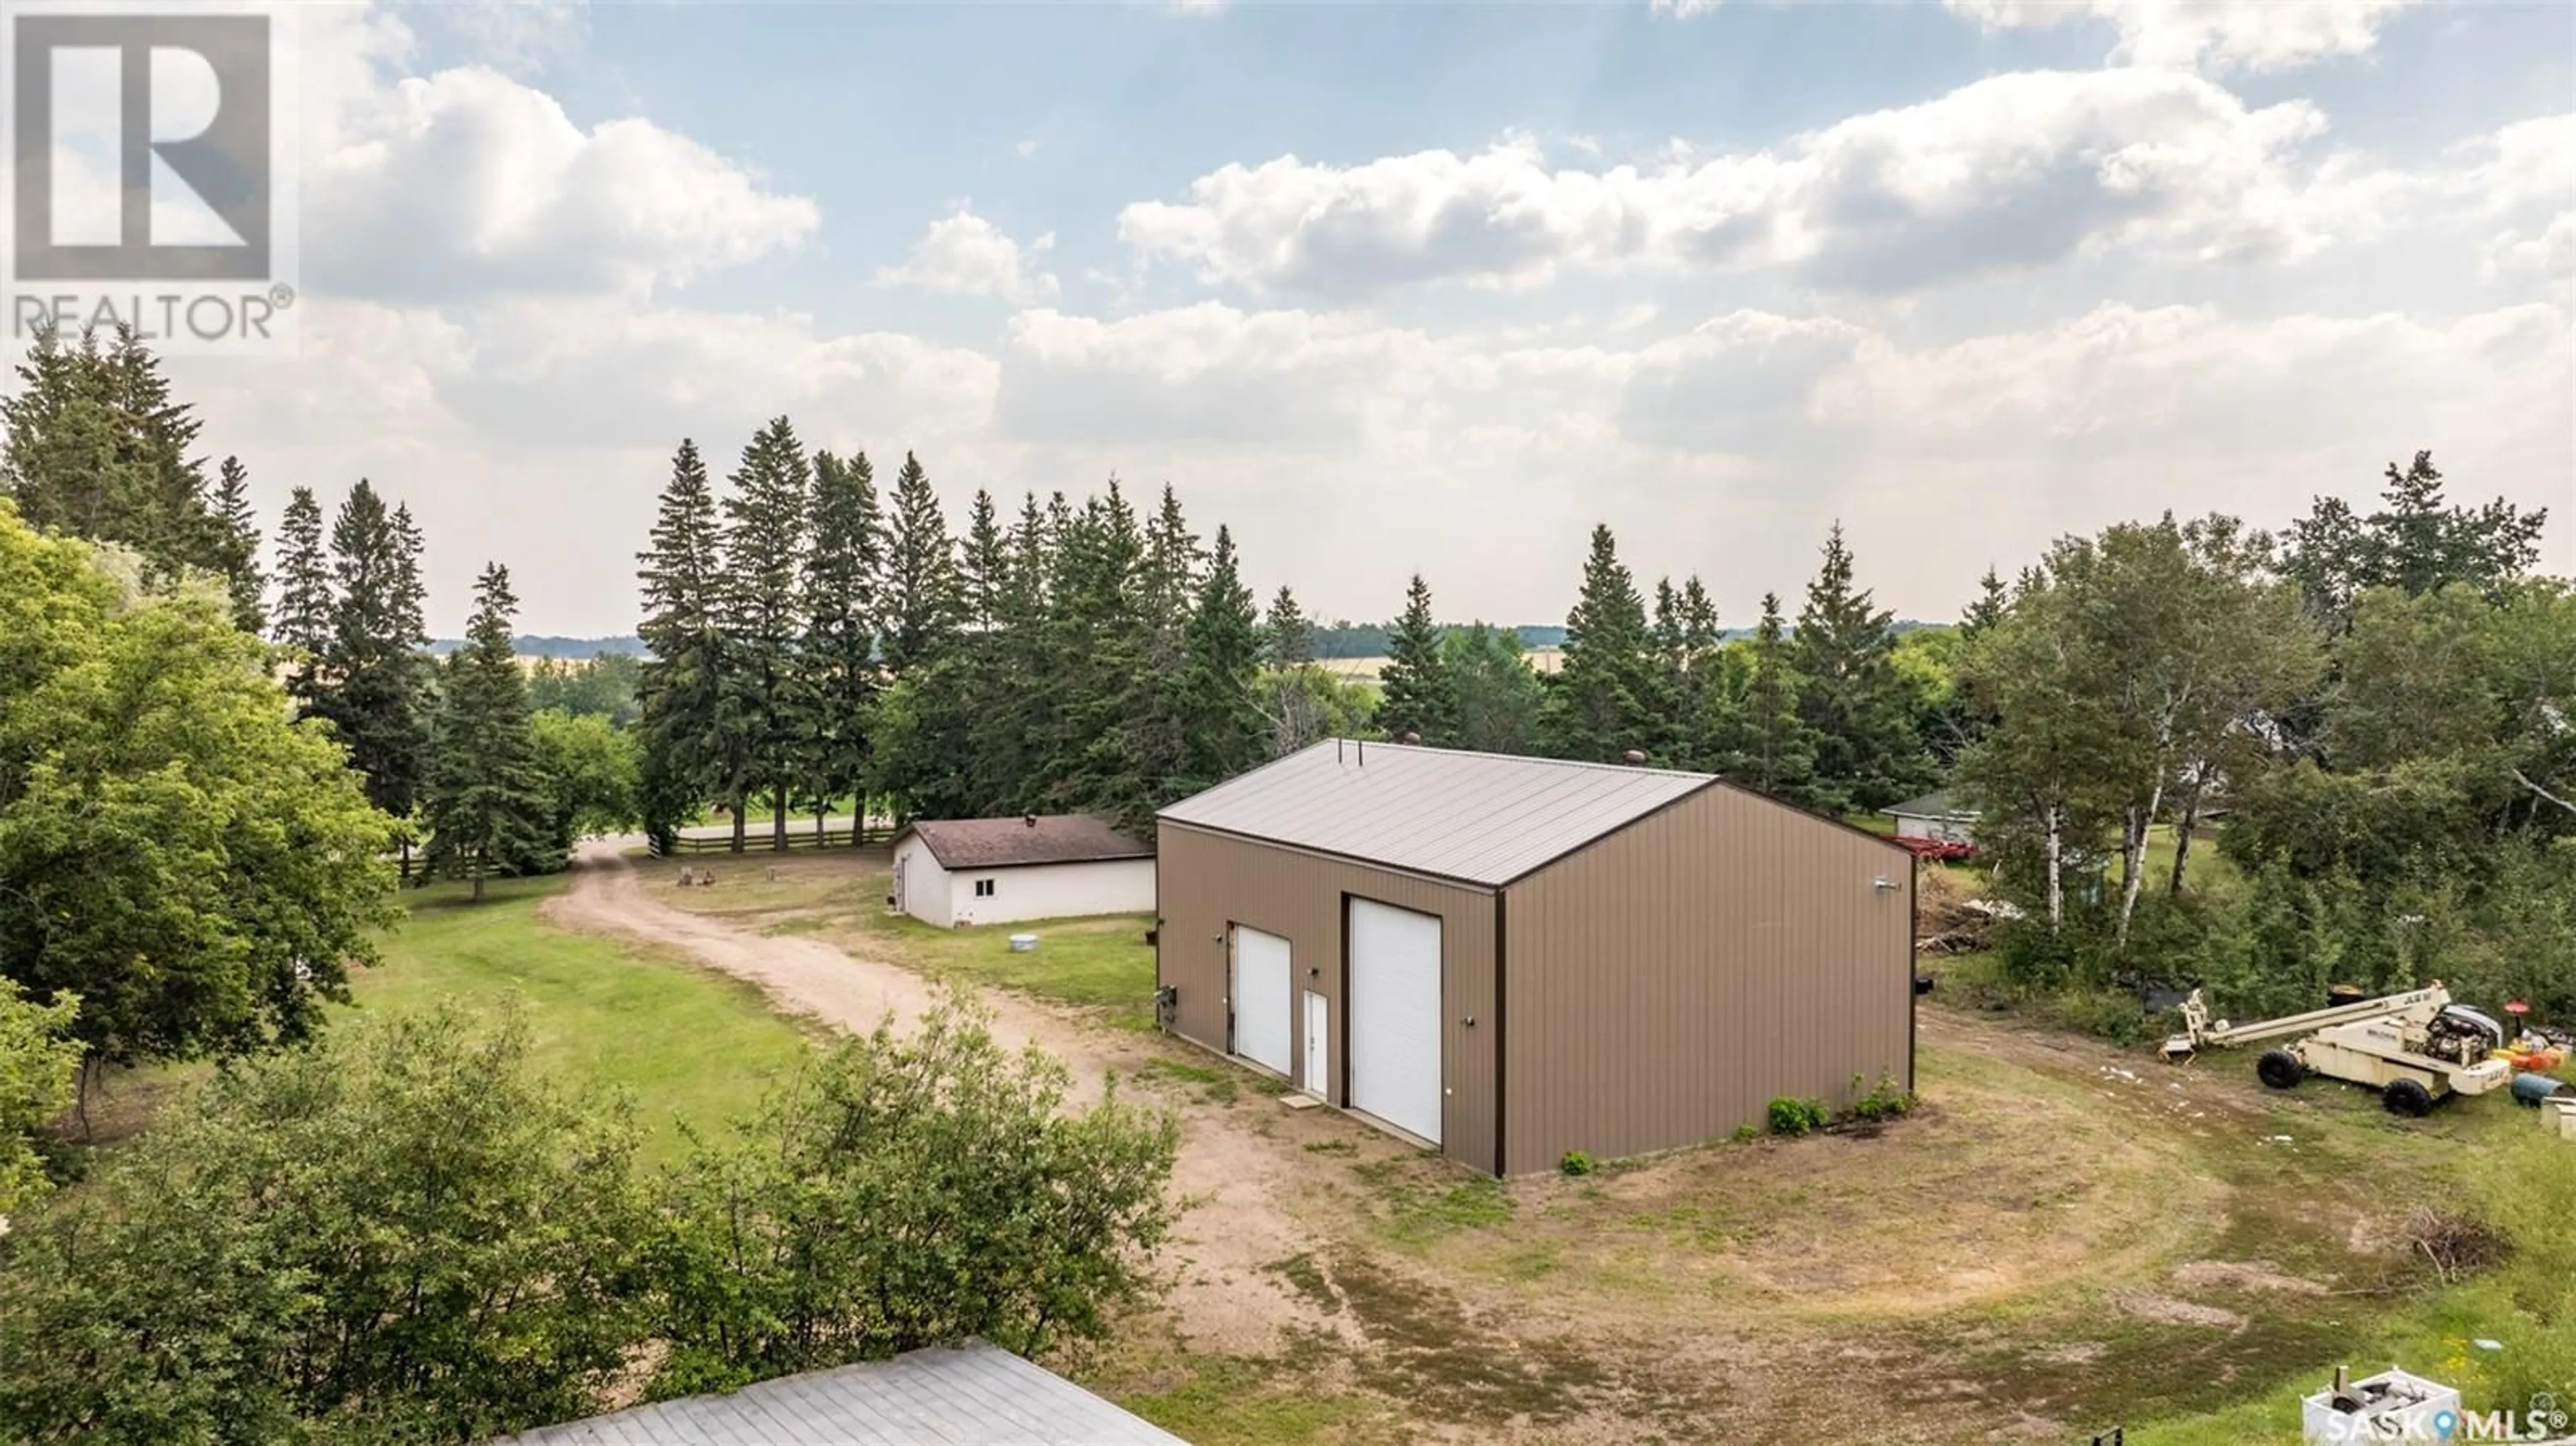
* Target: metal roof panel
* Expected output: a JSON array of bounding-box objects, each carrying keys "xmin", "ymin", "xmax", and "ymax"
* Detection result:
[{"xmin": 1157, "ymin": 740, "xmax": 1715, "ymax": 886}]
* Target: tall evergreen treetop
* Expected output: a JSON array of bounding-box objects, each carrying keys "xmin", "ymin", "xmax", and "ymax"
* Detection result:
[
  {"xmin": 881, "ymin": 452, "xmax": 959, "ymax": 675},
  {"xmin": 635, "ymin": 439, "xmax": 729, "ymax": 837},
  {"xmin": 1265, "ymin": 585, "xmax": 1313, "ymax": 668},
  {"xmin": 1142, "ymin": 482, "xmax": 1204, "ymax": 639},
  {"xmin": 207, "ymin": 457, "xmax": 264, "ymax": 634},
  {"xmin": 424, "ymin": 564, "xmax": 555, "ymax": 899},
  {"xmin": 1540, "ymin": 524, "xmax": 1656, "ymax": 763},
  {"xmin": 716, "ymin": 417, "xmax": 814, "ymax": 848},
  {"xmin": 1173, "ymin": 525, "xmax": 1267, "ymax": 800},
  {"xmin": 1792, "ymin": 522, "xmax": 1927, "ymax": 812},
  {"xmin": 801, "ymin": 448, "xmax": 883, "ymax": 827},
  {"xmin": 1378, "ymin": 573, "xmax": 1451, "ymax": 745},
  {"xmin": 961, "ymin": 489, "xmax": 1008, "ymax": 631},
  {"xmin": 2286, "ymin": 450, "xmax": 2550, "ymax": 629},
  {"xmin": 272, "ymin": 486, "xmax": 333, "ymax": 668},
  {"xmin": 315, "ymin": 481, "xmax": 433, "ymax": 826}
]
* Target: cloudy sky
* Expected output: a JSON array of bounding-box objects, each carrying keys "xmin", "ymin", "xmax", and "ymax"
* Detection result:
[{"xmin": 153, "ymin": 0, "xmax": 2576, "ymax": 637}]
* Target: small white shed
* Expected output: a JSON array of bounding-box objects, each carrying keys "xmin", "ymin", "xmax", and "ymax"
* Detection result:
[
  {"xmin": 1886, "ymin": 789, "xmax": 1980, "ymax": 844},
  {"xmin": 891, "ymin": 815, "xmax": 1156, "ymax": 928}
]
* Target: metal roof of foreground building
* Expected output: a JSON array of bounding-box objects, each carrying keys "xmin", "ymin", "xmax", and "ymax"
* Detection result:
[
  {"xmin": 490, "ymin": 1340, "xmax": 1188, "ymax": 1445},
  {"xmin": 1157, "ymin": 739, "xmax": 1719, "ymax": 887}
]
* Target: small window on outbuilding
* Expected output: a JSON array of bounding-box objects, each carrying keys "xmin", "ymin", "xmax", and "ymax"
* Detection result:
[{"xmin": 975, "ymin": 878, "xmax": 996, "ymax": 898}]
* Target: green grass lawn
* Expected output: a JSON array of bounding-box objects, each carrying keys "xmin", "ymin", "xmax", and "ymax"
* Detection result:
[
  {"xmin": 356, "ymin": 875, "xmax": 817, "ymax": 1161},
  {"xmin": 847, "ymin": 909, "xmax": 1159, "ymax": 1028}
]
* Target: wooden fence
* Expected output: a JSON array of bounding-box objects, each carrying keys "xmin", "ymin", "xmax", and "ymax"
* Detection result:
[{"xmin": 649, "ymin": 823, "xmax": 892, "ymax": 857}]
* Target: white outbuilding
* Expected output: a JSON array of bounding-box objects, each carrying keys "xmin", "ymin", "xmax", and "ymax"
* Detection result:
[{"xmin": 890, "ymin": 815, "xmax": 1156, "ymax": 928}]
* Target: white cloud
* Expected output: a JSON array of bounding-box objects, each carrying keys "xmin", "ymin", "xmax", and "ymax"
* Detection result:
[
  {"xmin": 2459, "ymin": 113, "xmax": 2576, "ymax": 215},
  {"xmin": 1943, "ymin": 0, "xmax": 2415, "ymax": 74},
  {"xmin": 1650, "ymin": 0, "xmax": 1723, "ymax": 16},
  {"xmin": 298, "ymin": 5, "xmax": 817, "ymax": 301},
  {"xmin": 2488, "ymin": 213, "xmax": 2575, "ymax": 287},
  {"xmin": 1119, "ymin": 70, "xmax": 2390, "ymax": 297},
  {"xmin": 877, "ymin": 210, "xmax": 1061, "ymax": 303}
]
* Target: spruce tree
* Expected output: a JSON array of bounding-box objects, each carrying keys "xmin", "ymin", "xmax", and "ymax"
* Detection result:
[
  {"xmin": 1960, "ymin": 566, "xmax": 2010, "ymax": 641},
  {"xmin": 1378, "ymin": 574, "xmax": 1450, "ymax": 745},
  {"xmin": 1265, "ymin": 586, "xmax": 1313, "ymax": 668},
  {"xmin": 1539, "ymin": 525, "xmax": 1656, "ymax": 762},
  {"xmin": 1791, "ymin": 523, "xmax": 1927, "ymax": 813},
  {"xmin": 959, "ymin": 489, "xmax": 1008, "ymax": 631},
  {"xmin": 272, "ymin": 486, "xmax": 335, "ymax": 709},
  {"xmin": 716, "ymin": 417, "xmax": 812, "ymax": 850},
  {"xmin": 800, "ymin": 449, "xmax": 882, "ymax": 840},
  {"xmin": 318, "ymin": 481, "xmax": 433, "ymax": 872},
  {"xmin": 0, "ymin": 325, "xmax": 223, "ymax": 584},
  {"xmin": 1442, "ymin": 623, "xmax": 1545, "ymax": 755},
  {"xmin": 1668, "ymin": 576, "xmax": 1723, "ymax": 769},
  {"xmin": 1142, "ymin": 483, "xmax": 1203, "ymax": 640},
  {"xmin": 879, "ymin": 452, "xmax": 959, "ymax": 676},
  {"xmin": 1725, "ymin": 591, "xmax": 1815, "ymax": 798},
  {"xmin": 1048, "ymin": 484, "xmax": 1156, "ymax": 821},
  {"xmin": 1173, "ymin": 525, "xmax": 1267, "ymax": 795},
  {"xmin": 207, "ymin": 457, "xmax": 264, "ymax": 633},
  {"xmin": 104, "ymin": 328, "xmax": 215, "ymax": 584},
  {"xmin": 636, "ymin": 440, "xmax": 729, "ymax": 848},
  {"xmin": 423, "ymin": 564, "xmax": 555, "ymax": 900}
]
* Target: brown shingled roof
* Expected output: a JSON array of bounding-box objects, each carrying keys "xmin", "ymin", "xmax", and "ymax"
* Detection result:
[{"xmin": 895, "ymin": 815, "xmax": 1152, "ymax": 870}]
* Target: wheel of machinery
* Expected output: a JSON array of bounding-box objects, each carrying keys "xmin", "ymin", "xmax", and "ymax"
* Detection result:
[
  {"xmin": 2383, "ymin": 1078, "xmax": 2434, "ymax": 1117},
  {"xmin": 2255, "ymin": 1049, "xmax": 2305, "ymax": 1090}
]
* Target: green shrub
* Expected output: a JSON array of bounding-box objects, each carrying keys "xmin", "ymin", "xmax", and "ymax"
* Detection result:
[
  {"xmin": 1848, "ymin": 1073, "xmax": 1913, "ymax": 1122},
  {"xmin": 1767, "ymin": 1096, "xmax": 1829, "ymax": 1137},
  {"xmin": 1732, "ymin": 1123, "xmax": 1760, "ymax": 1143},
  {"xmin": 1558, "ymin": 1149, "xmax": 1594, "ymax": 1177}
]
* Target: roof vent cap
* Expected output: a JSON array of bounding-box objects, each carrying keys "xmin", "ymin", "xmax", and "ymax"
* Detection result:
[
  {"xmin": 1622, "ymin": 750, "xmax": 1647, "ymax": 766},
  {"xmin": 1023, "ymin": 814, "xmax": 1038, "ymax": 827}
]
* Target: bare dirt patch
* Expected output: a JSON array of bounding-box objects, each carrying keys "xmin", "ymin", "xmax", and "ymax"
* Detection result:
[{"xmin": 2171, "ymin": 1260, "xmax": 2330, "ymax": 1296}]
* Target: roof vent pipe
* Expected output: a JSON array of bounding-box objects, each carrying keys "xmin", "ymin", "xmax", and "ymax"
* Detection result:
[
  {"xmin": 1023, "ymin": 814, "xmax": 1037, "ymax": 827},
  {"xmin": 1623, "ymin": 750, "xmax": 1646, "ymax": 766},
  {"xmin": 1400, "ymin": 731, "xmax": 1421, "ymax": 746}
]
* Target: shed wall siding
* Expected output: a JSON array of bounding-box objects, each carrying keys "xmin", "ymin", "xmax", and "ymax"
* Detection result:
[
  {"xmin": 893, "ymin": 837, "xmax": 953, "ymax": 928},
  {"xmin": 948, "ymin": 858, "xmax": 1157, "ymax": 927},
  {"xmin": 1502, "ymin": 786, "xmax": 1913, "ymax": 1169},
  {"xmin": 1155, "ymin": 821, "xmax": 1498, "ymax": 1172}
]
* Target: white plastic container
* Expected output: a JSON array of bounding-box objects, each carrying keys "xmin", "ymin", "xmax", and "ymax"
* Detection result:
[
  {"xmin": 1007, "ymin": 933, "xmax": 1038, "ymax": 953},
  {"xmin": 2546, "ymin": 1096, "xmax": 2576, "ymax": 1142},
  {"xmin": 2301, "ymin": 1367, "xmax": 2459, "ymax": 1444}
]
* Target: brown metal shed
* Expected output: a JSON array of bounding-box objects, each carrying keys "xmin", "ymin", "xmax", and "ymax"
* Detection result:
[{"xmin": 1154, "ymin": 739, "xmax": 1916, "ymax": 1174}]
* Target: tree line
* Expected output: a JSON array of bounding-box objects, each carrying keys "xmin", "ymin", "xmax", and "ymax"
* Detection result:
[
  {"xmin": 633, "ymin": 425, "xmax": 1373, "ymax": 844},
  {"xmin": 634, "ymin": 423, "xmax": 1955, "ymax": 847},
  {"xmin": 1953, "ymin": 454, "xmax": 2570, "ymax": 1025}
]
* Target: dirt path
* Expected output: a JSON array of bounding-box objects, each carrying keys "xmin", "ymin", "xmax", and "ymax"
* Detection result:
[{"xmin": 542, "ymin": 840, "xmax": 1342, "ymax": 1356}]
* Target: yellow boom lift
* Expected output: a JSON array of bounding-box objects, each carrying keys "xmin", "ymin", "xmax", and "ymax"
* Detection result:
[{"xmin": 2160, "ymin": 982, "xmax": 2514, "ymax": 1116}]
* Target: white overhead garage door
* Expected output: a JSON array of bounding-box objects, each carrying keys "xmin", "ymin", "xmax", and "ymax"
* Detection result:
[
  {"xmin": 1229, "ymin": 925, "xmax": 1293, "ymax": 1076},
  {"xmin": 1347, "ymin": 897, "xmax": 1443, "ymax": 1145}
]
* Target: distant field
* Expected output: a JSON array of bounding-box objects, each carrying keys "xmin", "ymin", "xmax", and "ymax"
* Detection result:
[{"xmin": 1322, "ymin": 646, "xmax": 1562, "ymax": 685}]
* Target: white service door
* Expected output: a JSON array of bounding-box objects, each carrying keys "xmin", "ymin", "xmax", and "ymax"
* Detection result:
[
  {"xmin": 1302, "ymin": 990, "xmax": 1330, "ymax": 1099},
  {"xmin": 1229, "ymin": 925, "xmax": 1294, "ymax": 1076},
  {"xmin": 1347, "ymin": 897, "xmax": 1443, "ymax": 1144}
]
